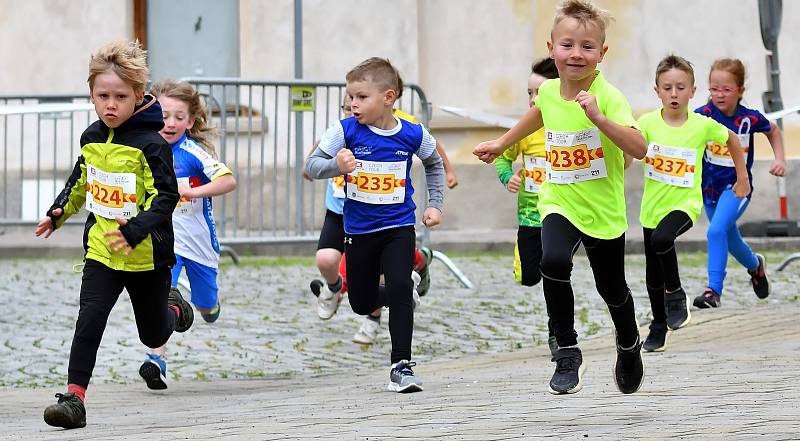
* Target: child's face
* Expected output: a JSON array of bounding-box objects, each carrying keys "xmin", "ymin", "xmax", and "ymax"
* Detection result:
[
  {"xmin": 527, "ymin": 73, "xmax": 547, "ymax": 108},
  {"xmin": 91, "ymin": 70, "xmax": 143, "ymax": 128},
  {"xmin": 158, "ymin": 95, "xmax": 195, "ymax": 145},
  {"xmin": 346, "ymin": 78, "xmax": 394, "ymax": 126},
  {"xmin": 655, "ymin": 68, "xmax": 696, "ymax": 113},
  {"xmin": 341, "ymin": 94, "xmax": 353, "ymax": 118},
  {"xmin": 708, "ymin": 69, "xmax": 743, "ymax": 115},
  {"xmin": 547, "ymin": 17, "xmax": 608, "ymax": 82}
]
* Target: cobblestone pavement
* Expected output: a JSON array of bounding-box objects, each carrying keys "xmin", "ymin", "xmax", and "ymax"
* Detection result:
[{"xmin": 1, "ymin": 251, "xmax": 799, "ymax": 439}]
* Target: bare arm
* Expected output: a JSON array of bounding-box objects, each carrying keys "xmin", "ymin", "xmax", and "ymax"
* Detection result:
[
  {"xmin": 435, "ymin": 142, "xmax": 458, "ymax": 188},
  {"xmin": 473, "ymin": 106, "xmax": 544, "ymax": 163},
  {"xmin": 181, "ymin": 174, "xmax": 237, "ymax": 199},
  {"xmin": 725, "ymin": 129, "xmax": 751, "ymax": 198},
  {"xmin": 765, "ymin": 121, "xmax": 787, "ymax": 176},
  {"xmin": 575, "ymin": 91, "xmax": 647, "ymax": 159}
]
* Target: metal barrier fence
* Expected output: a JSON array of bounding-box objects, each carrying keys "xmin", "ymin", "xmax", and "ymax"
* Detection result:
[{"xmin": 180, "ymin": 78, "xmax": 432, "ymax": 244}]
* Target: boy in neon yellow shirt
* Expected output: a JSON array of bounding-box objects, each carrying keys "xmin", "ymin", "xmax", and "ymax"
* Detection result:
[
  {"xmin": 637, "ymin": 55, "xmax": 749, "ymax": 352},
  {"xmin": 495, "ymin": 57, "xmax": 558, "ymax": 358},
  {"xmin": 475, "ymin": 0, "xmax": 648, "ymax": 395}
]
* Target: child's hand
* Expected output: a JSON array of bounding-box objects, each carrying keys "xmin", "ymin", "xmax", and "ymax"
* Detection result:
[
  {"xmin": 336, "ymin": 148, "xmax": 356, "ymax": 173},
  {"xmin": 178, "ymin": 185, "xmax": 194, "ymax": 199},
  {"xmin": 473, "ymin": 139, "xmax": 504, "ymax": 164},
  {"xmin": 575, "ymin": 91, "xmax": 605, "ymax": 125},
  {"xmin": 732, "ymin": 178, "xmax": 751, "ymax": 199},
  {"xmin": 34, "ymin": 208, "xmax": 61, "ymax": 238},
  {"xmin": 769, "ymin": 159, "xmax": 787, "ymax": 177},
  {"xmin": 104, "ymin": 217, "xmax": 133, "ymax": 255},
  {"xmin": 446, "ymin": 171, "xmax": 459, "ymax": 189},
  {"xmin": 506, "ymin": 170, "xmax": 522, "ymax": 193},
  {"xmin": 422, "ymin": 207, "xmax": 441, "ymax": 228}
]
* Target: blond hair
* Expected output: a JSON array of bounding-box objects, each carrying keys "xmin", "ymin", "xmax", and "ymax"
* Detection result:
[
  {"xmin": 346, "ymin": 57, "xmax": 404, "ymax": 99},
  {"xmin": 710, "ymin": 58, "xmax": 746, "ymax": 88},
  {"xmin": 553, "ymin": 0, "xmax": 612, "ymax": 43},
  {"xmin": 655, "ymin": 54, "xmax": 695, "ymax": 86},
  {"xmin": 151, "ymin": 79, "xmax": 218, "ymax": 157},
  {"xmin": 88, "ymin": 39, "xmax": 149, "ymax": 95}
]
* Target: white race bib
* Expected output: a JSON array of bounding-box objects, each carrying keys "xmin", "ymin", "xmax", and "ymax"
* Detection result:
[
  {"xmin": 85, "ymin": 164, "xmax": 137, "ymax": 219},
  {"xmin": 346, "ymin": 159, "xmax": 406, "ymax": 205},
  {"xmin": 545, "ymin": 128, "xmax": 607, "ymax": 183},
  {"xmin": 174, "ymin": 177, "xmax": 197, "ymax": 217},
  {"xmin": 644, "ymin": 142, "xmax": 697, "ymax": 188},
  {"xmin": 705, "ymin": 135, "xmax": 749, "ymax": 168},
  {"xmin": 522, "ymin": 155, "xmax": 546, "ymax": 193},
  {"xmin": 330, "ymin": 176, "xmax": 346, "ymax": 199}
]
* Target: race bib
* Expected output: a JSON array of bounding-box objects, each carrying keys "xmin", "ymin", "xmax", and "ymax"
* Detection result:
[
  {"xmin": 545, "ymin": 128, "xmax": 607, "ymax": 183},
  {"xmin": 644, "ymin": 142, "xmax": 697, "ymax": 188},
  {"xmin": 705, "ymin": 134, "xmax": 750, "ymax": 168},
  {"xmin": 330, "ymin": 175, "xmax": 346, "ymax": 199},
  {"xmin": 174, "ymin": 177, "xmax": 197, "ymax": 217},
  {"xmin": 346, "ymin": 159, "xmax": 406, "ymax": 205},
  {"xmin": 522, "ymin": 155, "xmax": 546, "ymax": 193},
  {"xmin": 85, "ymin": 164, "xmax": 137, "ymax": 219}
]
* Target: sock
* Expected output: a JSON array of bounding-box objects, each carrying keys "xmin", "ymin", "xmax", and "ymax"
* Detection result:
[
  {"xmin": 328, "ymin": 276, "xmax": 343, "ymax": 293},
  {"xmin": 67, "ymin": 384, "xmax": 86, "ymax": 402}
]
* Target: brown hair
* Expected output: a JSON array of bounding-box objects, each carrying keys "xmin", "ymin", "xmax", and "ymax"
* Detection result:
[
  {"xmin": 151, "ymin": 79, "xmax": 218, "ymax": 157},
  {"xmin": 655, "ymin": 54, "xmax": 695, "ymax": 85},
  {"xmin": 345, "ymin": 57, "xmax": 404, "ymax": 99},
  {"xmin": 532, "ymin": 57, "xmax": 559, "ymax": 79},
  {"xmin": 88, "ymin": 39, "xmax": 149, "ymax": 96},
  {"xmin": 553, "ymin": 0, "xmax": 612, "ymax": 43},
  {"xmin": 709, "ymin": 58, "xmax": 746, "ymax": 87}
]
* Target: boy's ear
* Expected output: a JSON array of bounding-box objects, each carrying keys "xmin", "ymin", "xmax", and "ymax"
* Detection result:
[
  {"xmin": 690, "ymin": 84, "xmax": 697, "ymax": 98},
  {"xmin": 135, "ymin": 90, "xmax": 145, "ymax": 106},
  {"xmin": 546, "ymin": 40, "xmax": 554, "ymax": 58},
  {"xmin": 598, "ymin": 45, "xmax": 609, "ymax": 63},
  {"xmin": 384, "ymin": 88, "xmax": 398, "ymax": 105}
]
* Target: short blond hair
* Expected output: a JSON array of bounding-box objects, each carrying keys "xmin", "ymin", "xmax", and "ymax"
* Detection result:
[
  {"xmin": 345, "ymin": 57, "xmax": 404, "ymax": 99},
  {"xmin": 88, "ymin": 39, "xmax": 149, "ymax": 95},
  {"xmin": 553, "ymin": 0, "xmax": 612, "ymax": 43}
]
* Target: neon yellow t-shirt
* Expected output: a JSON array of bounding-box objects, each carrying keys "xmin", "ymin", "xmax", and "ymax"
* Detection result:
[
  {"xmin": 637, "ymin": 109, "xmax": 729, "ymax": 228},
  {"xmin": 533, "ymin": 70, "xmax": 636, "ymax": 239}
]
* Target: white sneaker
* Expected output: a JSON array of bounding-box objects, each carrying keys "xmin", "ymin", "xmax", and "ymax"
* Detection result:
[
  {"xmin": 353, "ymin": 316, "xmax": 381, "ymax": 344},
  {"xmin": 316, "ymin": 283, "xmax": 340, "ymax": 320},
  {"xmin": 411, "ymin": 271, "xmax": 421, "ymax": 311}
]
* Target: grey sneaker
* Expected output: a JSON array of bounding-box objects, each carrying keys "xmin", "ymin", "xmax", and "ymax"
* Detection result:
[
  {"xmin": 548, "ymin": 347, "xmax": 585, "ymax": 394},
  {"xmin": 168, "ymin": 287, "xmax": 194, "ymax": 333},
  {"xmin": 614, "ymin": 340, "xmax": 644, "ymax": 394},
  {"xmin": 44, "ymin": 392, "xmax": 86, "ymax": 429},
  {"xmin": 388, "ymin": 360, "xmax": 423, "ymax": 393},
  {"xmin": 665, "ymin": 289, "xmax": 691, "ymax": 330},
  {"xmin": 643, "ymin": 321, "xmax": 668, "ymax": 352}
]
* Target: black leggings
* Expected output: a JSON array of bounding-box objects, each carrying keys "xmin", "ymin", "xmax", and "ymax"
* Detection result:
[
  {"xmin": 643, "ymin": 210, "xmax": 693, "ymax": 323},
  {"xmin": 518, "ymin": 226, "xmax": 543, "ymax": 287},
  {"xmin": 540, "ymin": 214, "xmax": 639, "ymax": 348},
  {"xmin": 68, "ymin": 259, "xmax": 175, "ymax": 388},
  {"xmin": 345, "ymin": 226, "xmax": 415, "ymax": 364}
]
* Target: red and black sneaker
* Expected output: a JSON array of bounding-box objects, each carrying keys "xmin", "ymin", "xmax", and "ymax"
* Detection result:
[
  {"xmin": 693, "ymin": 288, "xmax": 721, "ymax": 309},
  {"xmin": 748, "ymin": 253, "xmax": 770, "ymax": 299},
  {"xmin": 44, "ymin": 392, "xmax": 86, "ymax": 429}
]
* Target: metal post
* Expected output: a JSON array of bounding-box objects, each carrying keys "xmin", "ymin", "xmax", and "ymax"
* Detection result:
[{"xmin": 294, "ymin": 0, "xmax": 305, "ymax": 235}]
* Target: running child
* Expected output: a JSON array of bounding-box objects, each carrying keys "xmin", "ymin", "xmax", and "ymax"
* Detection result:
[
  {"xmin": 34, "ymin": 40, "xmax": 193, "ymax": 429},
  {"xmin": 137, "ymin": 79, "xmax": 237, "ymax": 390},
  {"xmin": 637, "ymin": 55, "xmax": 749, "ymax": 352},
  {"xmin": 305, "ymin": 57, "xmax": 445, "ymax": 392},
  {"xmin": 474, "ymin": 0, "xmax": 647, "ymax": 395},
  {"xmin": 494, "ymin": 57, "xmax": 559, "ymax": 358},
  {"xmin": 693, "ymin": 58, "xmax": 787, "ymax": 308}
]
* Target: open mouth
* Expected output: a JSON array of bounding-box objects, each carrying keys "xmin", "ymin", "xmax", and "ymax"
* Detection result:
[{"xmin": 162, "ymin": 130, "xmax": 178, "ymax": 137}]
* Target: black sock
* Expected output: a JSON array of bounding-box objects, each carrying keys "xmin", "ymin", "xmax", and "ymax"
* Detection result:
[{"xmin": 328, "ymin": 276, "xmax": 342, "ymax": 293}]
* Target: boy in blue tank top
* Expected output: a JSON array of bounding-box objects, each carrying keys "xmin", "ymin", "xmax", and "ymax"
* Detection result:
[{"xmin": 305, "ymin": 57, "xmax": 445, "ymax": 393}]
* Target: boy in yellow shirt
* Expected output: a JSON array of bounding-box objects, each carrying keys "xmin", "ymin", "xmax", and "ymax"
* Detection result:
[{"xmin": 475, "ymin": 0, "xmax": 647, "ymax": 395}]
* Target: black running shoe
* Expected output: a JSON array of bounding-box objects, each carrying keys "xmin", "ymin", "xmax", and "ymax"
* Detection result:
[
  {"xmin": 43, "ymin": 392, "xmax": 86, "ymax": 429},
  {"xmin": 693, "ymin": 288, "xmax": 721, "ymax": 309},
  {"xmin": 643, "ymin": 321, "xmax": 668, "ymax": 352},
  {"xmin": 548, "ymin": 347, "xmax": 585, "ymax": 394},
  {"xmin": 748, "ymin": 253, "xmax": 770, "ymax": 299},
  {"xmin": 665, "ymin": 289, "xmax": 691, "ymax": 330},
  {"xmin": 168, "ymin": 287, "xmax": 194, "ymax": 333},
  {"xmin": 614, "ymin": 340, "xmax": 644, "ymax": 394}
]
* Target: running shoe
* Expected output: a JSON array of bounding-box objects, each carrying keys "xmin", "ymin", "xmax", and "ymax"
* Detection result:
[
  {"xmin": 43, "ymin": 392, "xmax": 86, "ymax": 429},
  {"xmin": 311, "ymin": 280, "xmax": 340, "ymax": 320},
  {"xmin": 388, "ymin": 360, "xmax": 423, "ymax": 393},
  {"xmin": 665, "ymin": 289, "xmax": 691, "ymax": 330},
  {"xmin": 614, "ymin": 339, "xmax": 644, "ymax": 394},
  {"xmin": 353, "ymin": 315, "xmax": 381, "ymax": 345},
  {"xmin": 548, "ymin": 347, "xmax": 585, "ymax": 394},
  {"xmin": 748, "ymin": 253, "xmax": 770, "ymax": 299},
  {"xmin": 201, "ymin": 302, "xmax": 221, "ymax": 323},
  {"xmin": 693, "ymin": 288, "xmax": 721, "ymax": 309},
  {"xmin": 139, "ymin": 352, "xmax": 168, "ymax": 390},
  {"xmin": 168, "ymin": 287, "xmax": 194, "ymax": 332},
  {"xmin": 643, "ymin": 321, "xmax": 668, "ymax": 352}
]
